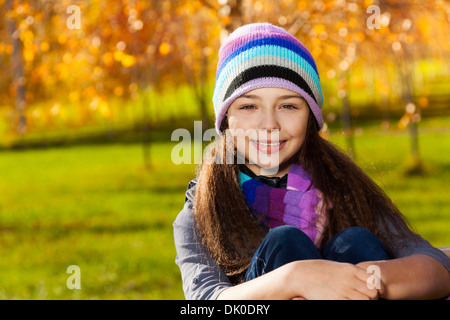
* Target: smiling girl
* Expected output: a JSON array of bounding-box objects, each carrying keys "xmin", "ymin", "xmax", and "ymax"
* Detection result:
[{"xmin": 173, "ymin": 23, "xmax": 450, "ymax": 300}]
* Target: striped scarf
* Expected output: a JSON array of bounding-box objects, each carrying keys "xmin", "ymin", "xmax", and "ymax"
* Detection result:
[{"xmin": 238, "ymin": 164, "xmax": 324, "ymax": 246}]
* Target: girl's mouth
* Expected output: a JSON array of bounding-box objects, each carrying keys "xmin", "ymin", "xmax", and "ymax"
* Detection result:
[{"xmin": 250, "ymin": 140, "xmax": 287, "ymax": 154}]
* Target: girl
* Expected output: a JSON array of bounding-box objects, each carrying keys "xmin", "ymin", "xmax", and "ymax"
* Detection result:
[{"xmin": 173, "ymin": 23, "xmax": 450, "ymax": 300}]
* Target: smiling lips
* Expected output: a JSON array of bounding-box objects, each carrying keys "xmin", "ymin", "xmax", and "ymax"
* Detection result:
[{"xmin": 250, "ymin": 140, "xmax": 287, "ymax": 153}]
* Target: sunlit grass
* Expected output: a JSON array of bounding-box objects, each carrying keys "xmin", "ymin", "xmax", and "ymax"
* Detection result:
[
  {"xmin": 331, "ymin": 119, "xmax": 450, "ymax": 245},
  {"xmin": 0, "ymin": 142, "xmax": 195, "ymax": 299}
]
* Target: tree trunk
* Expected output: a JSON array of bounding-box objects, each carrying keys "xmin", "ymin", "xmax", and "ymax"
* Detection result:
[
  {"xmin": 6, "ymin": 0, "xmax": 27, "ymax": 136},
  {"xmin": 395, "ymin": 46, "xmax": 422, "ymax": 175},
  {"xmin": 399, "ymin": 53, "xmax": 420, "ymax": 166},
  {"xmin": 141, "ymin": 86, "xmax": 152, "ymax": 170},
  {"xmin": 198, "ymin": 52, "xmax": 210, "ymax": 134},
  {"xmin": 340, "ymin": 84, "xmax": 355, "ymax": 159}
]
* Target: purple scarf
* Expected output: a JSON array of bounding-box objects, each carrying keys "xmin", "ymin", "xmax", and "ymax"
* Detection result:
[{"xmin": 238, "ymin": 164, "xmax": 324, "ymax": 246}]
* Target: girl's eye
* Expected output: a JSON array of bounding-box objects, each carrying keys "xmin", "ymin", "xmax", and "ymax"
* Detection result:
[
  {"xmin": 240, "ymin": 105, "xmax": 256, "ymax": 110},
  {"xmin": 281, "ymin": 104, "xmax": 297, "ymax": 109}
]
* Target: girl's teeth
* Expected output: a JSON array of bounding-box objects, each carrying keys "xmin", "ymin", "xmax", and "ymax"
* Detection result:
[{"xmin": 255, "ymin": 141, "xmax": 282, "ymax": 146}]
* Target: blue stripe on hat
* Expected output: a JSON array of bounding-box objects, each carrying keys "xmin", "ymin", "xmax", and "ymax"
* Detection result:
[{"xmin": 216, "ymin": 37, "xmax": 319, "ymax": 83}]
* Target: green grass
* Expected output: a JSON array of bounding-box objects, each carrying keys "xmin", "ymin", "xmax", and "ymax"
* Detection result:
[
  {"xmin": 0, "ymin": 142, "xmax": 196, "ymax": 299},
  {"xmin": 331, "ymin": 119, "xmax": 450, "ymax": 245},
  {"xmin": 0, "ymin": 117, "xmax": 449, "ymax": 299}
]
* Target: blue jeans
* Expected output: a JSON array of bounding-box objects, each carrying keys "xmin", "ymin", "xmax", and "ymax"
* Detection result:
[{"xmin": 244, "ymin": 226, "xmax": 389, "ymax": 281}]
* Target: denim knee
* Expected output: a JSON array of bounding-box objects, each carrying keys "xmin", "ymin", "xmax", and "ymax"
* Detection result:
[
  {"xmin": 262, "ymin": 226, "xmax": 311, "ymax": 251},
  {"xmin": 264, "ymin": 225, "xmax": 310, "ymax": 244},
  {"xmin": 323, "ymin": 227, "xmax": 388, "ymax": 263},
  {"xmin": 257, "ymin": 226, "xmax": 322, "ymax": 264},
  {"xmin": 245, "ymin": 226, "xmax": 322, "ymax": 281}
]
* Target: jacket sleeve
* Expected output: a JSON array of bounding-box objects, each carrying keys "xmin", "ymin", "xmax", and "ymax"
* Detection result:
[
  {"xmin": 389, "ymin": 234, "xmax": 450, "ymax": 272},
  {"xmin": 173, "ymin": 179, "xmax": 233, "ymax": 300},
  {"xmin": 379, "ymin": 218, "xmax": 450, "ymax": 272}
]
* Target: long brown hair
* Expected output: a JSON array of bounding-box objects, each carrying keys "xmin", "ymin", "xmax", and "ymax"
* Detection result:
[{"xmin": 193, "ymin": 112, "xmax": 419, "ymax": 284}]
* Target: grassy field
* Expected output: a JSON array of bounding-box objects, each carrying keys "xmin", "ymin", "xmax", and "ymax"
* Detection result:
[{"xmin": 0, "ymin": 117, "xmax": 449, "ymax": 299}]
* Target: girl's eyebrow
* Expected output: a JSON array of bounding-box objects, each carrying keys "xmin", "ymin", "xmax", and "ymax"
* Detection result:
[
  {"xmin": 238, "ymin": 94, "xmax": 303, "ymax": 100},
  {"xmin": 278, "ymin": 95, "xmax": 304, "ymax": 100},
  {"xmin": 238, "ymin": 94, "xmax": 261, "ymax": 100}
]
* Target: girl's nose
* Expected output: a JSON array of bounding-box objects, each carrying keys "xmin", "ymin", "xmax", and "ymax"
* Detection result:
[{"xmin": 259, "ymin": 109, "xmax": 280, "ymax": 131}]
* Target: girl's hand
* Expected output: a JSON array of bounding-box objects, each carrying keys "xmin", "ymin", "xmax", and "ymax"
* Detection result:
[
  {"xmin": 285, "ymin": 260, "xmax": 381, "ymax": 300},
  {"xmin": 356, "ymin": 261, "xmax": 385, "ymax": 298}
]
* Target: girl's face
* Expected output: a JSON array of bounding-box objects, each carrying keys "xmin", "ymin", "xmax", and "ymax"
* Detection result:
[{"xmin": 226, "ymin": 87, "xmax": 310, "ymax": 177}]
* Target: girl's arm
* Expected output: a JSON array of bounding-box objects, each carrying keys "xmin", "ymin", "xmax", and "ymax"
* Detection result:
[
  {"xmin": 174, "ymin": 181, "xmax": 233, "ymax": 300},
  {"xmin": 357, "ymin": 254, "xmax": 450, "ymax": 300},
  {"xmin": 217, "ymin": 259, "xmax": 380, "ymax": 300},
  {"xmin": 216, "ymin": 262, "xmax": 295, "ymax": 300}
]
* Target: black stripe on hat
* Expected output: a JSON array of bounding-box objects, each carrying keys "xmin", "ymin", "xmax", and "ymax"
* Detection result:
[{"xmin": 223, "ymin": 65, "xmax": 317, "ymax": 104}]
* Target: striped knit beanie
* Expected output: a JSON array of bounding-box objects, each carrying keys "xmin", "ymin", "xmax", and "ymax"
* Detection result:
[{"xmin": 213, "ymin": 22, "xmax": 324, "ymax": 134}]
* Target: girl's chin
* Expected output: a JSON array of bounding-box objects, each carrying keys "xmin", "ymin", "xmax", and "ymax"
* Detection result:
[
  {"xmin": 244, "ymin": 152, "xmax": 295, "ymax": 176},
  {"xmin": 246, "ymin": 149, "xmax": 282, "ymax": 166},
  {"xmin": 245, "ymin": 160, "xmax": 285, "ymax": 176},
  {"xmin": 245, "ymin": 165, "xmax": 281, "ymax": 176}
]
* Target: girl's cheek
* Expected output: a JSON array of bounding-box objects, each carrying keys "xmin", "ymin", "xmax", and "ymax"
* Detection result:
[
  {"xmin": 233, "ymin": 134, "xmax": 249, "ymax": 155},
  {"xmin": 228, "ymin": 115, "xmax": 258, "ymax": 131},
  {"xmin": 227, "ymin": 116, "xmax": 240, "ymax": 129}
]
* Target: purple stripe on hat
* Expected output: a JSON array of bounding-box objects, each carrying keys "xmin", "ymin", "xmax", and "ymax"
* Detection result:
[
  {"xmin": 221, "ymin": 23, "xmax": 313, "ymax": 59},
  {"xmin": 218, "ymin": 32, "xmax": 315, "ymax": 74},
  {"xmin": 217, "ymin": 37, "xmax": 318, "ymax": 83}
]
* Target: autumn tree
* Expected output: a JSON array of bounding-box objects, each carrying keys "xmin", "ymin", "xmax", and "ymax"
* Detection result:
[{"xmin": 1, "ymin": 0, "xmax": 449, "ymax": 161}]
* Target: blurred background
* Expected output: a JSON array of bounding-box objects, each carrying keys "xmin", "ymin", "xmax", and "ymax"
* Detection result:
[{"xmin": 0, "ymin": 0, "xmax": 449, "ymax": 299}]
